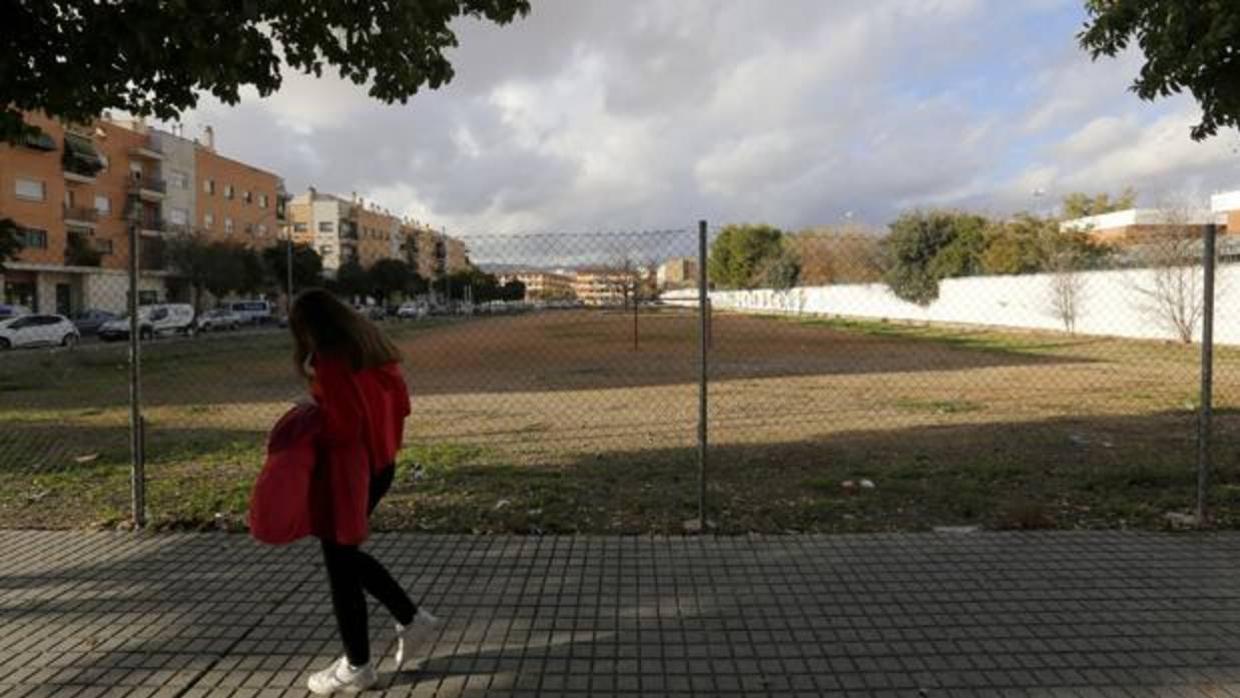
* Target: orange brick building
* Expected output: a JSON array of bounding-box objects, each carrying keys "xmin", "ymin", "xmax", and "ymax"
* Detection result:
[{"xmin": 0, "ymin": 112, "xmax": 286, "ymax": 314}]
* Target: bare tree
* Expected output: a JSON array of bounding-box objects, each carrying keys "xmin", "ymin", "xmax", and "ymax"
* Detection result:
[
  {"xmin": 1043, "ymin": 236, "xmax": 1089, "ymax": 334},
  {"xmin": 1126, "ymin": 205, "xmax": 1212, "ymax": 344}
]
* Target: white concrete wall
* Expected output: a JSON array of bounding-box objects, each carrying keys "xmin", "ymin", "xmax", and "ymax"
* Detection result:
[{"xmin": 665, "ymin": 264, "xmax": 1240, "ymax": 344}]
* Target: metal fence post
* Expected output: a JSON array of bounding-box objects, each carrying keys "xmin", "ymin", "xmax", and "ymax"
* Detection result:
[
  {"xmin": 698, "ymin": 220, "xmax": 709, "ymax": 528},
  {"xmin": 128, "ymin": 222, "xmax": 146, "ymax": 528},
  {"xmin": 1197, "ymin": 223, "xmax": 1216, "ymax": 525}
]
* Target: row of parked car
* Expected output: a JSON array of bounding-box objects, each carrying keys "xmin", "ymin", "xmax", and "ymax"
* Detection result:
[{"xmin": 0, "ymin": 300, "xmax": 281, "ymax": 350}]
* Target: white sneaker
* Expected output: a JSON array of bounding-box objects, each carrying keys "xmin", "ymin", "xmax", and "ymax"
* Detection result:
[
  {"xmin": 394, "ymin": 608, "xmax": 442, "ymax": 671},
  {"xmin": 307, "ymin": 656, "xmax": 378, "ymax": 695}
]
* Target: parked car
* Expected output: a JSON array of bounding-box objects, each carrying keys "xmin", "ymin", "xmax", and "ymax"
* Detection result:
[
  {"xmin": 0, "ymin": 314, "xmax": 79, "ymax": 349},
  {"xmin": 226, "ymin": 300, "xmax": 274, "ymax": 326},
  {"xmin": 396, "ymin": 302, "xmax": 428, "ymax": 320},
  {"xmin": 99, "ymin": 303, "xmax": 196, "ymax": 342},
  {"xmin": 196, "ymin": 308, "xmax": 242, "ymax": 332},
  {"xmin": 71, "ymin": 309, "xmax": 119, "ymax": 336},
  {"xmin": 354, "ymin": 304, "xmax": 386, "ymax": 321},
  {"xmin": 0, "ymin": 304, "xmax": 31, "ymax": 321}
]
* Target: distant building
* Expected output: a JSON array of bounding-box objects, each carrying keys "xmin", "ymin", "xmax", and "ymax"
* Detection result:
[
  {"xmin": 498, "ymin": 270, "xmax": 576, "ymax": 301},
  {"xmin": 657, "ymin": 257, "xmax": 698, "ymax": 289},
  {"xmin": 572, "ymin": 267, "xmax": 642, "ymax": 306},
  {"xmin": 1058, "ymin": 208, "xmax": 1218, "ymax": 243},
  {"xmin": 284, "ymin": 189, "xmax": 469, "ymax": 277}
]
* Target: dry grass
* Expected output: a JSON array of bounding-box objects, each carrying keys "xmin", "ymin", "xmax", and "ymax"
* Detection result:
[{"xmin": 2, "ymin": 308, "xmax": 1237, "ymax": 533}]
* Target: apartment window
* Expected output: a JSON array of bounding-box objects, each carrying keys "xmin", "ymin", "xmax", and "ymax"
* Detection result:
[
  {"xmin": 170, "ymin": 208, "xmax": 189, "ymax": 226},
  {"xmin": 259, "ymin": 193, "xmax": 269, "ymax": 209},
  {"xmin": 224, "ymin": 184, "xmax": 234, "ymax": 199},
  {"xmin": 94, "ymin": 195, "xmax": 110, "ymax": 215},
  {"xmin": 203, "ymin": 179, "xmax": 215, "ymax": 195},
  {"xmin": 204, "ymin": 212, "xmax": 214, "ymax": 229},
  {"xmin": 171, "ymin": 170, "xmax": 190, "ymax": 190},
  {"xmin": 243, "ymin": 190, "xmax": 252, "ymax": 204},
  {"xmin": 14, "ymin": 177, "xmax": 45, "ymax": 201},
  {"xmin": 95, "ymin": 239, "xmax": 114, "ymax": 255},
  {"xmin": 224, "ymin": 217, "xmax": 234, "ymax": 234},
  {"xmin": 293, "ymin": 222, "xmax": 308, "ymax": 233},
  {"xmin": 19, "ymin": 227, "xmax": 48, "ymax": 249},
  {"xmin": 258, "ymin": 224, "xmax": 267, "ymax": 235},
  {"xmin": 98, "ymin": 154, "xmax": 109, "ymax": 172},
  {"xmin": 245, "ymin": 223, "xmax": 254, "ymax": 235},
  {"xmin": 319, "ymin": 221, "xmax": 334, "ymax": 233}
]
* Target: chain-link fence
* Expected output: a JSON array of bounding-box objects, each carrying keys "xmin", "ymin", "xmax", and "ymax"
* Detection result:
[{"xmin": 1, "ymin": 221, "xmax": 1233, "ymax": 533}]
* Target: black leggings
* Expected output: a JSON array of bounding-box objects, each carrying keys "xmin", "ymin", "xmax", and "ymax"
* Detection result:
[{"xmin": 321, "ymin": 465, "xmax": 416, "ymax": 666}]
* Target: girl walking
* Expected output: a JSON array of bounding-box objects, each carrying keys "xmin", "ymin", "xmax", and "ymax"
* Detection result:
[{"xmin": 287, "ymin": 289, "xmax": 439, "ymax": 694}]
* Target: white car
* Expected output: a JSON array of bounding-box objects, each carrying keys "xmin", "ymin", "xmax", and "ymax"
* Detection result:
[
  {"xmin": 99, "ymin": 303, "xmax": 196, "ymax": 341},
  {"xmin": 196, "ymin": 308, "xmax": 243, "ymax": 332},
  {"xmin": 0, "ymin": 314, "xmax": 79, "ymax": 349},
  {"xmin": 396, "ymin": 302, "xmax": 428, "ymax": 320},
  {"xmin": 227, "ymin": 300, "xmax": 274, "ymax": 325}
]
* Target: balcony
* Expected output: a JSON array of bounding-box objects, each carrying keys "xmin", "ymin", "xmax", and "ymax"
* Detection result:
[
  {"xmin": 63, "ymin": 158, "xmax": 100, "ymax": 184},
  {"xmin": 129, "ymin": 138, "xmax": 164, "ymax": 160},
  {"xmin": 134, "ymin": 217, "xmax": 169, "ymax": 238},
  {"xmin": 63, "ymin": 205, "xmax": 99, "ymax": 228},
  {"xmin": 128, "ymin": 176, "xmax": 167, "ymax": 201}
]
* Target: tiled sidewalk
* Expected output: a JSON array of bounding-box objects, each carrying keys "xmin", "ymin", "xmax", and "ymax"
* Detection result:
[{"xmin": 2, "ymin": 531, "xmax": 1240, "ymax": 697}]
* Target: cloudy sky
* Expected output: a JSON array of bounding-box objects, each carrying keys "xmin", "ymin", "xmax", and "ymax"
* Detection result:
[{"xmin": 175, "ymin": 0, "xmax": 1239, "ymax": 238}]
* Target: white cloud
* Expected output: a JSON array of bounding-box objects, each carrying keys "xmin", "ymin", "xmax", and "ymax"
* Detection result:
[{"xmin": 173, "ymin": 0, "xmax": 1239, "ymax": 241}]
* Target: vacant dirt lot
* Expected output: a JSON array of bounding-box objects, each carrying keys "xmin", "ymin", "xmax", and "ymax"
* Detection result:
[{"xmin": 2, "ymin": 308, "xmax": 1238, "ymax": 532}]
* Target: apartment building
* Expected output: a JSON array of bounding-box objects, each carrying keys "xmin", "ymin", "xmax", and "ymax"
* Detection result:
[
  {"xmin": 285, "ymin": 188, "xmax": 469, "ymax": 279},
  {"xmin": 498, "ymin": 270, "xmax": 576, "ymax": 301},
  {"xmin": 193, "ymin": 126, "xmax": 285, "ymax": 249},
  {"xmin": 572, "ymin": 267, "xmax": 638, "ymax": 306},
  {"xmin": 656, "ymin": 257, "xmax": 699, "ymax": 289},
  {"xmin": 0, "ymin": 112, "xmax": 286, "ymax": 314}
]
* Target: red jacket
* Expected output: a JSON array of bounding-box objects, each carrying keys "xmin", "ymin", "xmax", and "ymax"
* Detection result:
[{"xmin": 250, "ymin": 356, "xmax": 411, "ymax": 546}]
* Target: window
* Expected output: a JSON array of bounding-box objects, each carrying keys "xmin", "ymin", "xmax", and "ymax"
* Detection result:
[
  {"xmin": 258, "ymin": 224, "xmax": 267, "ymax": 235},
  {"xmin": 204, "ymin": 213, "xmax": 214, "ymax": 229},
  {"xmin": 245, "ymin": 223, "xmax": 254, "ymax": 235},
  {"xmin": 170, "ymin": 208, "xmax": 189, "ymax": 226},
  {"xmin": 318, "ymin": 221, "xmax": 334, "ymax": 233},
  {"xmin": 224, "ymin": 184, "xmax": 234, "ymax": 199},
  {"xmin": 19, "ymin": 227, "xmax": 48, "ymax": 249},
  {"xmin": 244, "ymin": 190, "xmax": 252, "ymax": 204},
  {"xmin": 98, "ymin": 154, "xmax": 109, "ymax": 172},
  {"xmin": 259, "ymin": 193, "xmax": 269, "ymax": 208},
  {"xmin": 224, "ymin": 217, "xmax": 234, "ymax": 234},
  {"xmin": 94, "ymin": 195, "xmax": 110, "ymax": 215},
  {"xmin": 320, "ymin": 245, "xmax": 334, "ymax": 256},
  {"xmin": 14, "ymin": 178, "xmax": 45, "ymax": 201},
  {"xmin": 293, "ymin": 222, "xmax": 308, "ymax": 233},
  {"xmin": 203, "ymin": 179, "xmax": 215, "ymax": 195},
  {"xmin": 171, "ymin": 170, "xmax": 190, "ymax": 190},
  {"xmin": 95, "ymin": 239, "xmax": 114, "ymax": 255}
]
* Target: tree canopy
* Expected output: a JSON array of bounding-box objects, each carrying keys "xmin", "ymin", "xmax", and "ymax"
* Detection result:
[
  {"xmin": 882, "ymin": 210, "xmax": 987, "ymax": 305},
  {"xmin": 0, "ymin": 0, "xmax": 531, "ymax": 142},
  {"xmin": 1061, "ymin": 189, "xmax": 1138, "ymax": 219},
  {"xmin": 708, "ymin": 224, "xmax": 786, "ymax": 289},
  {"xmin": 1080, "ymin": 0, "xmax": 1240, "ymax": 141}
]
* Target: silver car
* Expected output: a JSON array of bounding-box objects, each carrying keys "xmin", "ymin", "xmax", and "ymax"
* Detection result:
[{"xmin": 196, "ymin": 308, "xmax": 243, "ymax": 332}]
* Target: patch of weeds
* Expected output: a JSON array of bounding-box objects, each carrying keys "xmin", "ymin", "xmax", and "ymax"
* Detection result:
[{"xmin": 396, "ymin": 442, "xmax": 488, "ymax": 481}]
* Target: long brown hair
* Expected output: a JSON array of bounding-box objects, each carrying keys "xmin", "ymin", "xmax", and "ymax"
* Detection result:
[{"xmin": 289, "ymin": 288, "xmax": 402, "ymax": 380}]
